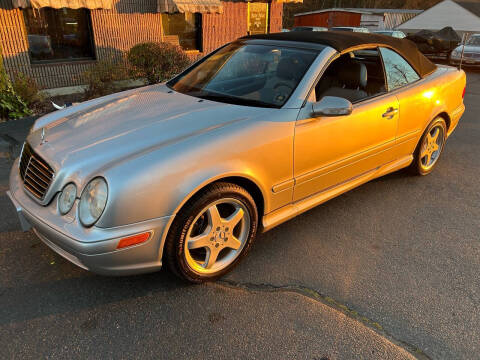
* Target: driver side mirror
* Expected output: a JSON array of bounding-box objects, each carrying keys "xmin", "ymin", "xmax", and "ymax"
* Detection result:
[{"xmin": 312, "ymin": 96, "xmax": 353, "ymax": 117}]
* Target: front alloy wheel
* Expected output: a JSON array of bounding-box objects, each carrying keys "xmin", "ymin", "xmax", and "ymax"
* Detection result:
[
  {"xmin": 165, "ymin": 182, "xmax": 258, "ymax": 283},
  {"xmin": 185, "ymin": 199, "xmax": 250, "ymax": 274}
]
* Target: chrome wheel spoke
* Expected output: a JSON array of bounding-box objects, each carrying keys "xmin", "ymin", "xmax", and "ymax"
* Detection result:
[
  {"xmin": 226, "ymin": 236, "xmax": 242, "ymax": 250},
  {"xmin": 188, "ymin": 233, "xmax": 211, "ymax": 250},
  {"xmin": 420, "ymin": 146, "xmax": 429, "ymax": 159},
  {"xmin": 426, "ymin": 133, "xmax": 433, "ymax": 145},
  {"xmin": 425, "ymin": 152, "xmax": 432, "ymax": 166},
  {"xmin": 225, "ymin": 207, "xmax": 244, "ymax": 229},
  {"xmin": 430, "ymin": 128, "xmax": 440, "ymax": 143},
  {"xmin": 207, "ymin": 204, "xmax": 222, "ymax": 228},
  {"xmin": 204, "ymin": 246, "xmax": 220, "ymax": 269}
]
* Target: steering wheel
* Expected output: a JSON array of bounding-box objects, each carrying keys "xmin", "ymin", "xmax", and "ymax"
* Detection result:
[
  {"xmin": 273, "ymin": 82, "xmax": 294, "ymax": 92},
  {"xmin": 272, "ymin": 82, "xmax": 294, "ymax": 104}
]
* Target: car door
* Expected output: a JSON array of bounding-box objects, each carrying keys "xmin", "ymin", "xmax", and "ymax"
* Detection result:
[
  {"xmin": 293, "ymin": 50, "xmax": 399, "ymax": 202},
  {"xmin": 378, "ymin": 47, "xmax": 426, "ymax": 158}
]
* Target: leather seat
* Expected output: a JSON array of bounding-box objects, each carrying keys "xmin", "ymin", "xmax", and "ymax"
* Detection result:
[
  {"xmin": 319, "ymin": 61, "xmax": 368, "ymax": 103},
  {"xmin": 276, "ymin": 56, "xmax": 305, "ymax": 82}
]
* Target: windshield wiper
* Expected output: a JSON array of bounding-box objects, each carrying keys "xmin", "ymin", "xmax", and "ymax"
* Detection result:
[{"xmin": 194, "ymin": 91, "xmax": 279, "ymax": 109}]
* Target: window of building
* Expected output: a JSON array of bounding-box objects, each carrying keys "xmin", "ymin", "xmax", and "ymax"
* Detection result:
[
  {"xmin": 162, "ymin": 13, "xmax": 202, "ymax": 51},
  {"xmin": 23, "ymin": 8, "xmax": 95, "ymax": 64},
  {"xmin": 380, "ymin": 47, "xmax": 420, "ymax": 91}
]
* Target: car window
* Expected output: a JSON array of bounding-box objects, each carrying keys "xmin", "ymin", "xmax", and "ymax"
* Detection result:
[
  {"xmin": 168, "ymin": 43, "xmax": 319, "ymax": 108},
  {"xmin": 380, "ymin": 47, "xmax": 420, "ymax": 91},
  {"xmin": 314, "ymin": 48, "xmax": 387, "ymax": 104},
  {"xmin": 209, "ymin": 49, "xmax": 272, "ymax": 81},
  {"xmin": 467, "ymin": 36, "xmax": 480, "ymax": 46}
]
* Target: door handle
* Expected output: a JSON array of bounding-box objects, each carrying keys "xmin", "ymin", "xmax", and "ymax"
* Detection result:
[{"xmin": 382, "ymin": 107, "xmax": 398, "ymax": 119}]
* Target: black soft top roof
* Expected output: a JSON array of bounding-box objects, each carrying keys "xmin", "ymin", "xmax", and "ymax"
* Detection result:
[{"xmin": 242, "ymin": 31, "xmax": 437, "ymax": 78}]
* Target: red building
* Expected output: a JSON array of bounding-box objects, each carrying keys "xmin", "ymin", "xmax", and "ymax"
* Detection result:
[
  {"xmin": 294, "ymin": 9, "xmax": 362, "ymax": 28},
  {"xmin": 294, "ymin": 8, "xmax": 422, "ymax": 30}
]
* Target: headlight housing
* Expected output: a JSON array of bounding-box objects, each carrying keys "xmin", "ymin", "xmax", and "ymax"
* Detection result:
[
  {"xmin": 58, "ymin": 183, "xmax": 77, "ymax": 215},
  {"xmin": 79, "ymin": 178, "xmax": 108, "ymax": 227}
]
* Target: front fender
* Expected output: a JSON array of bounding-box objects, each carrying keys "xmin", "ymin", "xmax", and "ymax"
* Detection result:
[
  {"xmin": 98, "ymin": 159, "xmax": 271, "ymax": 229},
  {"xmin": 96, "ymin": 111, "xmax": 296, "ymax": 228}
]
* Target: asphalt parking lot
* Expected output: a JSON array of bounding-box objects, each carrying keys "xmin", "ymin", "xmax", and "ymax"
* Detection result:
[{"xmin": 1, "ymin": 70, "xmax": 479, "ymax": 360}]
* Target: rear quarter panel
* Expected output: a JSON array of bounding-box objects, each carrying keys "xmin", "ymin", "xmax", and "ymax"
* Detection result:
[{"xmin": 393, "ymin": 66, "xmax": 466, "ymax": 156}]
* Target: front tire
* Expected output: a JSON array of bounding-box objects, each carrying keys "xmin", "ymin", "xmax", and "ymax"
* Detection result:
[
  {"xmin": 409, "ymin": 117, "xmax": 447, "ymax": 176},
  {"xmin": 165, "ymin": 182, "xmax": 258, "ymax": 283}
]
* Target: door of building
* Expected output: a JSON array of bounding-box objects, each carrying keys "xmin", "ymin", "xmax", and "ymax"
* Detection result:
[{"xmin": 248, "ymin": 3, "xmax": 269, "ymax": 35}]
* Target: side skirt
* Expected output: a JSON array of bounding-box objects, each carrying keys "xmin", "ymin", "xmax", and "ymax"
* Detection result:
[{"xmin": 262, "ymin": 155, "xmax": 413, "ymax": 232}]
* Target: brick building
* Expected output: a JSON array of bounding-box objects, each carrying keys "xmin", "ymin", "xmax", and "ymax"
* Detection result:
[{"xmin": 0, "ymin": 0, "xmax": 297, "ymax": 90}]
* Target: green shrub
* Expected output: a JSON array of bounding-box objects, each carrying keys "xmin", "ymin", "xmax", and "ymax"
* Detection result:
[
  {"xmin": 127, "ymin": 42, "xmax": 191, "ymax": 85},
  {"xmin": 83, "ymin": 59, "xmax": 128, "ymax": 100},
  {"xmin": 0, "ymin": 67, "xmax": 31, "ymax": 121},
  {"xmin": 12, "ymin": 72, "xmax": 43, "ymax": 106}
]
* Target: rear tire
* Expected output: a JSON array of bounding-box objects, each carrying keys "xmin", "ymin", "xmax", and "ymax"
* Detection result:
[
  {"xmin": 164, "ymin": 182, "xmax": 258, "ymax": 283},
  {"xmin": 409, "ymin": 117, "xmax": 447, "ymax": 176}
]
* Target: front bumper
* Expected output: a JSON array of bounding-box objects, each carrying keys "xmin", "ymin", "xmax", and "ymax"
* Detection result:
[
  {"xmin": 7, "ymin": 163, "xmax": 172, "ymax": 276},
  {"xmin": 450, "ymin": 58, "xmax": 480, "ymax": 66}
]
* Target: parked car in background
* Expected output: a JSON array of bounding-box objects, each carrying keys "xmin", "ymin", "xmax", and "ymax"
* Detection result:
[
  {"xmin": 450, "ymin": 34, "xmax": 480, "ymax": 66},
  {"xmin": 331, "ymin": 27, "xmax": 370, "ymax": 33},
  {"xmin": 372, "ymin": 30, "xmax": 406, "ymax": 38},
  {"xmin": 8, "ymin": 32, "xmax": 465, "ymax": 283},
  {"xmin": 291, "ymin": 26, "xmax": 328, "ymax": 32}
]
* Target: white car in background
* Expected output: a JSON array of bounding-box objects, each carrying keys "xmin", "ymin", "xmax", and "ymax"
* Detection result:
[
  {"xmin": 291, "ymin": 26, "xmax": 328, "ymax": 32},
  {"xmin": 373, "ymin": 30, "xmax": 406, "ymax": 39},
  {"xmin": 330, "ymin": 27, "xmax": 370, "ymax": 33},
  {"xmin": 450, "ymin": 34, "xmax": 480, "ymax": 66}
]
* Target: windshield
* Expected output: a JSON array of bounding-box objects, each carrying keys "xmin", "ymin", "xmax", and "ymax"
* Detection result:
[
  {"xmin": 167, "ymin": 43, "xmax": 319, "ymax": 108},
  {"xmin": 467, "ymin": 36, "xmax": 480, "ymax": 46}
]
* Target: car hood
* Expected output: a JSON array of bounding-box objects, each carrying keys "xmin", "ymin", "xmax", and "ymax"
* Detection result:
[{"xmin": 27, "ymin": 84, "xmax": 263, "ymax": 177}]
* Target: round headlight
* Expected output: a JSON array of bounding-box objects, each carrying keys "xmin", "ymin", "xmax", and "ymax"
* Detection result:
[
  {"xmin": 58, "ymin": 183, "xmax": 77, "ymax": 215},
  {"xmin": 79, "ymin": 178, "xmax": 108, "ymax": 227}
]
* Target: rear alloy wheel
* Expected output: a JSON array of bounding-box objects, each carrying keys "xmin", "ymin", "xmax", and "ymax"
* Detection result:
[
  {"xmin": 410, "ymin": 117, "xmax": 447, "ymax": 176},
  {"xmin": 165, "ymin": 182, "xmax": 258, "ymax": 283}
]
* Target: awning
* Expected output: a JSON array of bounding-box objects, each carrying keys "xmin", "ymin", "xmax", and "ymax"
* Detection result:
[
  {"xmin": 12, "ymin": 0, "xmax": 113, "ymax": 9},
  {"xmin": 275, "ymin": 0, "xmax": 303, "ymax": 2},
  {"xmin": 157, "ymin": 0, "xmax": 223, "ymax": 13}
]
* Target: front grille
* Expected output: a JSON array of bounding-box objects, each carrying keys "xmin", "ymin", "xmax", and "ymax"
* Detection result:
[{"xmin": 19, "ymin": 142, "xmax": 54, "ymax": 200}]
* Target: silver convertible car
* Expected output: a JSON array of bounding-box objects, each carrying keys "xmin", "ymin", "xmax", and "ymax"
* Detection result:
[{"xmin": 8, "ymin": 32, "xmax": 466, "ymax": 282}]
